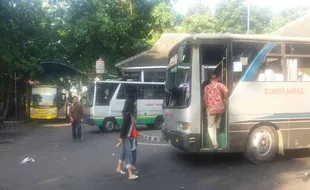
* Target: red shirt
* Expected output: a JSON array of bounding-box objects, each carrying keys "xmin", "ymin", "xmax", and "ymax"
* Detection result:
[{"xmin": 204, "ymin": 81, "xmax": 228, "ymax": 114}]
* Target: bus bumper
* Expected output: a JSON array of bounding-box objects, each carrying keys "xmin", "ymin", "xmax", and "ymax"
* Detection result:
[{"xmin": 162, "ymin": 128, "xmax": 201, "ymax": 152}]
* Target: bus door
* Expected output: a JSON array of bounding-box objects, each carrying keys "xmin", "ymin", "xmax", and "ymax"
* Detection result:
[
  {"xmin": 57, "ymin": 93, "xmax": 67, "ymax": 119},
  {"xmin": 200, "ymin": 43, "xmax": 228, "ymax": 150}
]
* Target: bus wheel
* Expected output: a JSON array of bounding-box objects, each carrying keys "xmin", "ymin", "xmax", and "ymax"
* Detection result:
[
  {"xmin": 147, "ymin": 116, "xmax": 163, "ymax": 129},
  {"xmin": 245, "ymin": 125, "xmax": 278, "ymax": 164},
  {"xmin": 102, "ymin": 118, "xmax": 117, "ymax": 133}
]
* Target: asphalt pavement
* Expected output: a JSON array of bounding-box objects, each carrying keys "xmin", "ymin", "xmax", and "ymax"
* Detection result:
[{"xmin": 0, "ymin": 122, "xmax": 309, "ymax": 190}]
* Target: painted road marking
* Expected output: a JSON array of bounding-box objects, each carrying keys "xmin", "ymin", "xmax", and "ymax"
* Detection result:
[{"xmin": 138, "ymin": 142, "xmax": 170, "ymax": 147}]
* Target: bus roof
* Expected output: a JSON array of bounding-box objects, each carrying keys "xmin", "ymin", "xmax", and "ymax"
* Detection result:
[
  {"xmin": 170, "ymin": 33, "xmax": 310, "ymax": 55},
  {"xmin": 92, "ymin": 80, "xmax": 164, "ymax": 85}
]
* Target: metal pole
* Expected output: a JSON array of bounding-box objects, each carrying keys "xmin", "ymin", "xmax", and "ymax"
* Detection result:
[
  {"xmin": 14, "ymin": 72, "xmax": 17, "ymax": 121},
  {"xmin": 247, "ymin": 3, "xmax": 250, "ymax": 33}
]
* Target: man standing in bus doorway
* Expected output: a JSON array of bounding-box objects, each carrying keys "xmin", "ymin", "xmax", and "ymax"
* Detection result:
[
  {"xmin": 204, "ymin": 74, "xmax": 228, "ymax": 150},
  {"xmin": 116, "ymin": 93, "xmax": 138, "ymax": 180},
  {"xmin": 69, "ymin": 96, "xmax": 84, "ymax": 142}
]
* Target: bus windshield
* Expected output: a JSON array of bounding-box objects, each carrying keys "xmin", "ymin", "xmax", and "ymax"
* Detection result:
[
  {"xmin": 31, "ymin": 87, "xmax": 57, "ymax": 108},
  {"xmin": 165, "ymin": 45, "xmax": 192, "ymax": 107}
]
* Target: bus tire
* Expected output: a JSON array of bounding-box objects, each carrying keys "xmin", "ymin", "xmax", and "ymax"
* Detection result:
[
  {"xmin": 147, "ymin": 116, "xmax": 164, "ymax": 129},
  {"xmin": 101, "ymin": 118, "xmax": 117, "ymax": 133},
  {"xmin": 245, "ymin": 125, "xmax": 278, "ymax": 164}
]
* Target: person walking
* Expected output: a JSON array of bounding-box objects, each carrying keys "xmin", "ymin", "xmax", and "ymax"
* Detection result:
[
  {"xmin": 204, "ymin": 74, "xmax": 228, "ymax": 150},
  {"xmin": 69, "ymin": 96, "xmax": 84, "ymax": 142},
  {"xmin": 116, "ymin": 94, "xmax": 138, "ymax": 180}
]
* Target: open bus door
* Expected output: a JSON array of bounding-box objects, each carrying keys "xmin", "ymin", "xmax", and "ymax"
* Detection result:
[
  {"xmin": 56, "ymin": 93, "xmax": 67, "ymax": 119},
  {"xmin": 200, "ymin": 44, "xmax": 228, "ymax": 150}
]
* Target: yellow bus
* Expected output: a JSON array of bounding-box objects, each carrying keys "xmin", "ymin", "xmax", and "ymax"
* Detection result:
[{"xmin": 29, "ymin": 85, "xmax": 67, "ymax": 120}]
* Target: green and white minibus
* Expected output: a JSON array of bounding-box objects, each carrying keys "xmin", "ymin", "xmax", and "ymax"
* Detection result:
[{"xmin": 82, "ymin": 80, "xmax": 165, "ymax": 132}]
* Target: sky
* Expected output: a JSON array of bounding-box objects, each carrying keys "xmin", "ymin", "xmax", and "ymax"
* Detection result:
[{"xmin": 173, "ymin": 0, "xmax": 310, "ymax": 15}]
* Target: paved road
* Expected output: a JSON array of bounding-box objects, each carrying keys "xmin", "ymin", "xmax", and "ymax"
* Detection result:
[{"xmin": 0, "ymin": 122, "xmax": 309, "ymax": 190}]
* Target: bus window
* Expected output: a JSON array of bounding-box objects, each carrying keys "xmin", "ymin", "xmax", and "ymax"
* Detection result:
[
  {"xmin": 137, "ymin": 84, "xmax": 165, "ymax": 99},
  {"xmin": 153, "ymin": 84, "xmax": 165, "ymax": 99},
  {"xmin": 232, "ymin": 41, "xmax": 266, "ymax": 86},
  {"xmin": 165, "ymin": 44, "xmax": 192, "ymax": 107},
  {"xmin": 88, "ymin": 84, "xmax": 95, "ymax": 107},
  {"xmin": 255, "ymin": 43, "xmax": 284, "ymax": 82},
  {"xmin": 96, "ymin": 83, "xmax": 118, "ymax": 106},
  {"xmin": 285, "ymin": 43, "xmax": 310, "ymax": 81},
  {"xmin": 116, "ymin": 83, "xmax": 138, "ymax": 100}
]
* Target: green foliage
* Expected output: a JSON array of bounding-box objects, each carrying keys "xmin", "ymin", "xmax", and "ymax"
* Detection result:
[
  {"xmin": 0, "ymin": 0, "xmax": 55, "ymax": 77},
  {"xmin": 0, "ymin": 0, "xmax": 309, "ymax": 78},
  {"xmin": 148, "ymin": 2, "xmax": 178, "ymax": 43},
  {"xmin": 180, "ymin": 12, "xmax": 217, "ymax": 33},
  {"xmin": 215, "ymin": 0, "xmax": 247, "ymax": 34}
]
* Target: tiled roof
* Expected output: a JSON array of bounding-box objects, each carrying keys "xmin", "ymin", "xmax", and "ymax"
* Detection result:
[
  {"xmin": 275, "ymin": 13, "xmax": 310, "ymax": 38},
  {"xmin": 115, "ymin": 33, "xmax": 190, "ymax": 68}
]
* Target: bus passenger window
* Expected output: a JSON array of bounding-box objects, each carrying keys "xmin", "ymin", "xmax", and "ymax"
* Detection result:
[
  {"xmin": 232, "ymin": 41, "xmax": 266, "ymax": 85},
  {"xmin": 96, "ymin": 83, "xmax": 118, "ymax": 106},
  {"xmin": 116, "ymin": 84, "xmax": 138, "ymax": 100},
  {"xmin": 286, "ymin": 43, "xmax": 310, "ymax": 81},
  {"xmin": 153, "ymin": 85, "xmax": 165, "ymax": 99}
]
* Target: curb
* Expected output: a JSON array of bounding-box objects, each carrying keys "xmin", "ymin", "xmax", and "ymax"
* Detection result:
[{"xmin": 139, "ymin": 131, "xmax": 165, "ymax": 143}]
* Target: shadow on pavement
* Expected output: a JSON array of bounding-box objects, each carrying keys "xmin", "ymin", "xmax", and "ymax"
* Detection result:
[{"xmin": 135, "ymin": 148, "xmax": 310, "ymax": 190}]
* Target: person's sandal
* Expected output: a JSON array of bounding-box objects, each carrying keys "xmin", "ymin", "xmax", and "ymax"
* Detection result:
[
  {"xmin": 116, "ymin": 169, "xmax": 126, "ymax": 175},
  {"xmin": 128, "ymin": 175, "xmax": 138, "ymax": 180},
  {"xmin": 131, "ymin": 166, "xmax": 137, "ymax": 170}
]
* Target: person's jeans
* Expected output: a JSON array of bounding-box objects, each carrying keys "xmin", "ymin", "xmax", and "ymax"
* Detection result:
[
  {"xmin": 119, "ymin": 138, "xmax": 133, "ymax": 169},
  {"xmin": 131, "ymin": 138, "xmax": 137, "ymax": 166},
  {"xmin": 72, "ymin": 119, "xmax": 82, "ymax": 140}
]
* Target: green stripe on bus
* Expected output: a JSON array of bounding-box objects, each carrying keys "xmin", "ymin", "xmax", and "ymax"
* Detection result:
[{"xmin": 94, "ymin": 115, "xmax": 158, "ymax": 128}]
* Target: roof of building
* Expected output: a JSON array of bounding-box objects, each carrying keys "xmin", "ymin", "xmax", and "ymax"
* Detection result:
[
  {"xmin": 275, "ymin": 12, "xmax": 310, "ymax": 37},
  {"xmin": 116, "ymin": 14, "xmax": 310, "ymax": 70},
  {"xmin": 115, "ymin": 33, "xmax": 190, "ymax": 68}
]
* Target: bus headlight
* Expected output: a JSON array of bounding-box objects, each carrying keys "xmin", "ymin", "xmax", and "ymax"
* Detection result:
[{"xmin": 178, "ymin": 122, "xmax": 190, "ymax": 131}]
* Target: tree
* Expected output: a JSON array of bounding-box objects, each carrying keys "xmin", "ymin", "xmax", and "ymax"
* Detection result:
[
  {"xmin": 186, "ymin": 2, "xmax": 212, "ymax": 16},
  {"xmin": 0, "ymin": 0, "xmax": 56, "ymax": 119},
  {"xmin": 180, "ymin": 12, "xmax": 217, "ymax": 33},
  {"xmin": 215, "ymin": 0, "xmax": 247, "ymax": 34},
  {"xmin": 148, "ymin": 1, "xmax": 178, "ymax": 43}
]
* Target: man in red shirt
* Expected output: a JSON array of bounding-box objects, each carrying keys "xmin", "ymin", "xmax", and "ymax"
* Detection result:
[{"xmin": 204, "ymin": 74, "xmax": 228, "ymax": 149}]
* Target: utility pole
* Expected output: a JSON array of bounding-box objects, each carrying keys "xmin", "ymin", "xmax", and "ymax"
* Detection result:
[{"xmin": 247, "ymin": 3, "xmax": 250, "ymax": 33}]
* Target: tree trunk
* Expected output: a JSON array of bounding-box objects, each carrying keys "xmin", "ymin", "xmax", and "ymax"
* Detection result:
[
  {"xmin": 4, "ymin": 78, "xmax": 12, "ymax": 120},
  {"xmin": 129, "ymin": 0, "xmax": 133, "ymax": 16}
]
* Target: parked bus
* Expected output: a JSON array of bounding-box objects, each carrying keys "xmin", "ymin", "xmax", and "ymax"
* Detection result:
[
  {"xmin": 28, "ymin": 85, "xmax": 67, "ymax": 120},
  {"xmin": 81, "ymin": 80, "xmax": 165, "ymax": 132},
  {"xmin": 162, "ymin": 34, "xmax": 310, "ymax": 164}
]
